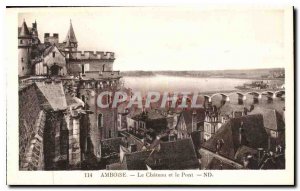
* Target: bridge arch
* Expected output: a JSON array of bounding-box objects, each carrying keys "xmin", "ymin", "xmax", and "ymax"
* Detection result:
[
  {"xmin": 245, "ymin": 91, "xmax": 260, "ymax": 96},
  {"xmin": 244, "ymin": 91, "xmax": 262, "ymax": 104},
  {"xmin": 210, "ymin": 93, "xmax": 224, "ymax": 99},
  {"xmin": 261, "ymin": 91, "xmax": 276, "ymax": 99},
  {"xmin": 204, "ymin": 95, "xmax": 212, "ymax": 102},
  {"xmin": 274, "ymin": 90, "xmax": 285, "ymax": 96}
]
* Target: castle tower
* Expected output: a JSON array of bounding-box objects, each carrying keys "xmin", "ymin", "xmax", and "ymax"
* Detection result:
[
  {"xmin": 31, "ymin": 20, "xmax": 40, "ymax": 45},
  {"xmin": 63, "ymin": 20, "xmax": 78, "ymax": 59},
  {"xmin": 18, "ymin": 19, "xmax": 32, "ymax": 76}
]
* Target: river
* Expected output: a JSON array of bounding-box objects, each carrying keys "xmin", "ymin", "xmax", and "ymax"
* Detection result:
[{"xmin": 123, "ymin": 75, "xmax": 254, "ymax": 94}]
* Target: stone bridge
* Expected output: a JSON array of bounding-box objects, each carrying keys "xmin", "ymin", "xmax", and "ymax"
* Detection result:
[{"xmin": 201, "ymin": 89, "xmax": 285, "ymax": 105}]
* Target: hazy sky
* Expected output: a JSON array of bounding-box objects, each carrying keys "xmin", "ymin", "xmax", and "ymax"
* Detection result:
[{"xmin": 19, "ymin": 7, "xmax": 287, "ymax": 71}]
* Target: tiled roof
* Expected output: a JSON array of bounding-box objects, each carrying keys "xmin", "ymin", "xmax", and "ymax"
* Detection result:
[
  {"xmin": 42, "ymin": 44, "xmax": 66, "ymax": 57},
  {"xmin": 101, "ymin": 137, "xmax": 125, "ymax": 157},
  {"xmin": 106, "ymin": 162, "xmax": 126, "ymax": 170},
  {"xmin": 219, "ymin": 103, "xmax": 245, "ymax": 116},
  {"xmin": 202, "ymin": 114, "xmax": 268, "ymax": 162},
  {"xmin": 131, "ymin": 109, "xmax": 166, "ymax": 122},
  {"xmin": 145, "ymin": 138, "xmax": 199, "ymax": 170},
  {"xmin": 234, "ymin": 145, "xmax": 258, "ymax": 162},
  {"xmin": 249, "ymin": 108, "xmax": 285, "ymax": 131},
  {"xmin": 35, "ymin": 82, "xmax": 67, "ymax": 111},
  {"xmin": 107, "ymin": 150, "xmax": 152, "ymax": 170},
  {"xmin": 42, "ymin": 45, "xmax": 55, "ymax": 56},
  {"xmin": 144, "ymin": 110, "xmax": 165, "ymax": 120},
  {"xmin": 123, "ymin": 150, "xmax": 152, "ymax": 170},
  {"xmin": 207, "ymin": 157, "xmax": 239, "ymax": 169}
]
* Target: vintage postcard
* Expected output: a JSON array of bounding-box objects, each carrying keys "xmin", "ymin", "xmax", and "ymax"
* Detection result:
[{"xmin": 6, "ymin": 6, "xmax": 294, "ymax": 185}]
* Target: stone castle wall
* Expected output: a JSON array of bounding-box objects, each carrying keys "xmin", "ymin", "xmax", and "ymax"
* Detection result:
[
  {"xmin": 67, "ymin": 59, "xmax": 114, "ymax": 75},
  {"xmin": 78, "ymin": 84, "xmax": 119, "ymax": 160},
  {"xmin": 19, "ymin": 84, "xmax": 46, "ymax": 170}
]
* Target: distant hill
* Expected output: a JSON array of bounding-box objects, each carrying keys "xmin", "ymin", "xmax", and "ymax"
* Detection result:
[
  {"xmin": 121, "ymin": 68, "xmax": 285, "ymax": 79},
  {"xmin": 120, "ymin": 71, "xmax": 155, "ymax": 77}
]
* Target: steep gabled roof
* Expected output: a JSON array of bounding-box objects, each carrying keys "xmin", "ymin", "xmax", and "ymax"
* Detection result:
[
  {"xmin": 35, "ymin": 82, "xmax": 67, "ymax": 111},
  {"xmin": 42, "ymin": 44, "xmax": 66, "ymax": 57},
  {"xmin": 202, "ymin": 114, "xmax": 268, "ymax": 162},
  {"xmin": 123, "ymin": 150, "xmax": 152, "ymax": 170},
  {"xmin": 106, "ymin": 150, "xmax": 152, "ymax": 170},
  {"xmin": 146, "ymin": 138, "xmax": 199, "ymax": 170},
  {"xmin": 249, "ymin": 108, "xmax": 285, "ymax": 131}
]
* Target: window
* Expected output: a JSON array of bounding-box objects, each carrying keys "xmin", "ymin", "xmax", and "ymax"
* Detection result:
[
  {"xmin": 81, "ymin": 64, "xmax": 84, "ymax": 74},
  {"xmin": 108, "ymin": 130, "xmax": 112, "ymax": 138},
  {"xmin": 52, "ymin": 52, "xmax": 55, "ymax": 58},
  {"xmin": 98, "ymin": 113, "xmax": 103, "ymax": 128},
  {"xmin": 20, "ymin": 40, "xmax": 23, "ymax": 44},
  {"xmin": 22, "ymin": 67, "xmax": 24, "ymax": 71},
  {"xmin": 21, "ymin": 58, "xmax": 24, "ymax": 62}
]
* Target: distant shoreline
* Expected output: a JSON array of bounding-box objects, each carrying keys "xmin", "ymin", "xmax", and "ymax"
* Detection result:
[
  {"xmin": 121, "ymin": 73, "xmax": 284, "ymax": 81},
  {"xmin": 120, "ymin": 68, "xmax": 285, "ymax": 80}
]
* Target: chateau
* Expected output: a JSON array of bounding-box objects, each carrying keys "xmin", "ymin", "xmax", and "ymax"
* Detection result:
[
  {"xmin": 18, "ymin": 19, "xmax": 122, "ymax": 170},
  {"xmin": 18, "ymin": 19, "xmax": 285, "ymax": 171}
]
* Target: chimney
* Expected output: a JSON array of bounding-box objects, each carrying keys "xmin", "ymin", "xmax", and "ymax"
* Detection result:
[
  {"xmin": 257, "ymin": 148, "xmax": 264, "ymax": 162},
  {"xmin": 239, "ymin": 121, "xmax": 244, "ymax": 145},
  {"xmin": 192, "ymin": 110, "xmax": 197, "ymax": 132},
  {"xmin": 129, "ymin": 144, "xmax": 137, "ymax": 153}
]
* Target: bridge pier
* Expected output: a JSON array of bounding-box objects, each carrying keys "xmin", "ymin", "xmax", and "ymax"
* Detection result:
[
  {"xmin": 237, "ymin": 93, "xmax": 246, "ymax": 105},
  {"xmin": 220, "ymin": 94, "xmax": 229, "ymax": 106},
  {"xmin": 247, "ymin": 93, "xmax": 261, "ymax": 104},
  {"xmin": 204, "ymin": 95, "xmax": 212, "ymax": 109},
  {"xmin": 265, "ymin": 92, "xmax": 275, "ymax": 103}
]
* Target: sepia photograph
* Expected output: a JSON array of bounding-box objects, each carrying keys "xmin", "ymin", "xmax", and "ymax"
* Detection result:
[{"xmin": 6, "ymin": 6, "xmax": 294, "ymax": 185}]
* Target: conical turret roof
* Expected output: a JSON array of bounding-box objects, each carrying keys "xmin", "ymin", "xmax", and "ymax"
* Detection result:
[
  {"xmin": 19, "ymin": 20, "xmax": 30, "ymax": 38},
  {"xmin": 64, "ymin": 20, "xmax": 78, "ymax": 43}
]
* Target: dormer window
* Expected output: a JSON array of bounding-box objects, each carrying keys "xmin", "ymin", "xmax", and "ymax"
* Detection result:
[{"xmin": 52, "ymin": 52, "xmax": 55, "ymax": 58}]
